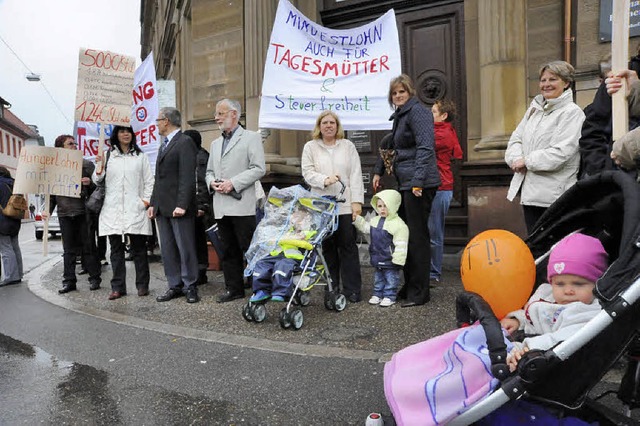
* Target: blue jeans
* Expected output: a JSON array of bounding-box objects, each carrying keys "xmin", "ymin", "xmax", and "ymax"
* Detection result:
[
  {"xmin": 428, "ymin": 190, "xmax": 452, "ymax": 281},
  {"xmin": 0, "ymin": 234, "xmax": 22, "ymax": 284},
  {"xmin": 373, "ymin": 268, "xmax": 401, "ymax": 301}
]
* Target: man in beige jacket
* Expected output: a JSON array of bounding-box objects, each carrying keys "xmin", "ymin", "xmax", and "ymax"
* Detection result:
[{"xmin": 205, "ymin": 99, "xmax": 266, "ymax": 303}]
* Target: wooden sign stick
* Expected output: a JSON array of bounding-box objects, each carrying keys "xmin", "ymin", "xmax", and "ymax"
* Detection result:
[
  {"xmin": 43, "ymin": 193, "xmax": 49, "ymax": 256},
  {"xmin": 96, "ymin": 123, "xmax": 106, "ymax": 174},
  {"xmin": 612, "ymin": 0, "xmax": 630, "ymax": 142}
]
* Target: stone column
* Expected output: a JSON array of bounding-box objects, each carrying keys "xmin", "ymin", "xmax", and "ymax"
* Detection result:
[
  {"xmin": 245, "ymin": 0, "xmax": 281, "ymax": 159},
  {"xmin": 474, "ymin": 0, "xmax": 527, "ymax": 151}
]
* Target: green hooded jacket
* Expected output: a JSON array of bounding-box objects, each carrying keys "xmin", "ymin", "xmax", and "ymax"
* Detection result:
[{"xmin": 353, "ymin": 189, "xmax": 409, "ymax": 267}]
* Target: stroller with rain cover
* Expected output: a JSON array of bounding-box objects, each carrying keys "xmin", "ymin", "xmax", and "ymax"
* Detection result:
[
  {"xmin": 446, "ymin": 171, "xmax": 640, "ymax": 425},
  {"xmin": 241, "ymin": 184, "xmax": 347, "ymax": 330}
]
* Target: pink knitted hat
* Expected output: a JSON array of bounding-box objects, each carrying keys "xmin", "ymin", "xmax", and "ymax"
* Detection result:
[{"xmin": 547, "ymin": 233, "xmax": 609, "ymax": 283}]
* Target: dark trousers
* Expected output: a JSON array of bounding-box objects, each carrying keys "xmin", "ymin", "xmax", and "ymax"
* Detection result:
[
  {"xmin": 108, "ymin": 234, "xmax": 149, "ymax": 293},
  {"xmin": 156, "ymin": 215, "xmax": 198, "ymax": 289},
  {"xmin": 216, "ymin": 215, "xmax": 256, "ymax": 296},
  {"xmin": 59, "ymin": 214, "xmax": 101, "ymax": 286},
  {"xmin": 523, "ymin": 205, "xmax": 547, "ymax": 235},
  {"xmin": 398, "ymin": 188, "xmax": 436, "ymax": 304},
  {"xmin": 322, "ymin": 214, "xmax": 362, "ymax": 298},
  {"xmin": 97, "ymin": 235, "xmax": 107, "ymax": 260},
  {"xmin": 195, "ymin": 215, "xmax": 208, "ymax": 271}
]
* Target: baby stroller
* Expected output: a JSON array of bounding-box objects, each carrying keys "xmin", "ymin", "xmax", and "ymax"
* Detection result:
[
  {"xmin": 241, "ymin": 184, "xmax": 347, "ymax": 330},
  {"xmin": 449, "ymin": 170, "xmax": 640, "ymax": 425},
  {"xmin": 386, "ymin": 171, "xmax": 640, "ymax": 425}
]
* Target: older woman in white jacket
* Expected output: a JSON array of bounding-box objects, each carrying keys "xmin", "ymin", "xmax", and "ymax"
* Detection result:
[
  {"xmin": 93, "ymin": 126, "xmax": 154, "ymax": 300},
  {"xmin": 505, "ymin": 60, "xmax": 586, "ymax": 234},
  {"xmin": 302, "ymin": 110, "xmax": 365, "ymax": 303}
]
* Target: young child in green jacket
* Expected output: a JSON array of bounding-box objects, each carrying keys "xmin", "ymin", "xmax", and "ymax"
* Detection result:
[{"xmin": 354, "ymin": 190, "xmax": 409, "ymax": 307}]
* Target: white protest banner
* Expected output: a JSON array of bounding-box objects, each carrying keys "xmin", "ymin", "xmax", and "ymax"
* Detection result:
[
  {"xmin": 13, "ymin": 146, "xmax": 83, "ymax": 198},
  {"xmin": 76, "ymin": 122, "xmax": 113, "ymax": 161},
  {"xmin": 259, "ymin": 0, "xmax": 401, "ymax": 131},
  {"xmin": 74, "ymin": 48, "xmax": 136, "ymax": 125},
  {"xmin": 131, "ymin": 53, "xmax": 160, "ymax": 172}
]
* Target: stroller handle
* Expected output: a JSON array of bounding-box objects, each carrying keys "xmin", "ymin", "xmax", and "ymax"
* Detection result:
[
  {"xmin": 335, "ymin": 179, "xmax": 346, "ymax": 203},
  {"xmin": 455, "ymin": 291, "xmax": 510, "ymax": 381}
]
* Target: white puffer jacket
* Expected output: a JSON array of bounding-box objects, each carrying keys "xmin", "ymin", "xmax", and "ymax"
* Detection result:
[
  {"xmin": 505, "ymin": 89, "xmax": 585, "ymax": 207},
  {"xmin": 93, "ymin": 148, "xmax": 154, "ymax": 236}
]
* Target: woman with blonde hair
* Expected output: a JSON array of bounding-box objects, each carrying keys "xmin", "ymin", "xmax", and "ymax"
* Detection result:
[{"xmin": 301, "ymin": 110, "xmax": 365, "ymax": 303}]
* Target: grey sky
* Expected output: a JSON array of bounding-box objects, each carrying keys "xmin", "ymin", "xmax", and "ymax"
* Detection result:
[{"xmin": 0, "ymin": 0, "xmax": 141, "ymax": 146}]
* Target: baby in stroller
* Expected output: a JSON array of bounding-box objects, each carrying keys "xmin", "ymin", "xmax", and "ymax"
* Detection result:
[
  {"xmin": 249, "ymin": 203, "xmax": 317, "ymax": 303},
  {"xmin": 384, "ymin": 232, "xmax": 610, "ymax": 425},
  {"xmin": 501, "ymin": 233, "xmax": 608, "ymax": 371},
  {"xmin": 242, "ymin": 184, "xmax": 346, "ymax": 328}
]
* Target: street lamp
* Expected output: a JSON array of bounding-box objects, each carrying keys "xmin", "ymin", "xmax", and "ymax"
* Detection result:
[{"xmin": 25, "ymin": 73, "xmax": 41, "ymax": 82}]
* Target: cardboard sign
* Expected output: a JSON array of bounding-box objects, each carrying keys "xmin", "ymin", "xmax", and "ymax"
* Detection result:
[
  {"xmin": 13, "ymin": 146, "xmax": 83, "ymax": 198},
  {"xmin": 259, "ymin": 0, "xmax": 401, "ymax": 131},
  {"xmin": 74, "ymin": 48, "xmax": 135, "ymax": 125}
]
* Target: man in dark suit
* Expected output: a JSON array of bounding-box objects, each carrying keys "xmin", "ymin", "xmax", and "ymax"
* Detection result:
[{"xmin": 148, "ymin": 107, "xmax": 200, "ymax": 303}]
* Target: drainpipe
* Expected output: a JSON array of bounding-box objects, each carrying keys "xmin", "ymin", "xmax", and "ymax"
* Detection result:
[{"xmin": 564, "ymin": 0, "xmax": 577, "ymax": 65}]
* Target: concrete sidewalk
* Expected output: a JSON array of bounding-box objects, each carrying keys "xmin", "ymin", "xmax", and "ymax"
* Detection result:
[{"xmin": 28, "ymin": 255, "xmax": 465, "ymax": 361}]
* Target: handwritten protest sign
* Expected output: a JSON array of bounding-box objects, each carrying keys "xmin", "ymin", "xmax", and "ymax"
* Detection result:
[
  {"xmin": 74, "ymin": 48, "xmax": 135, "ymax": 125},
  {"xmin": 259, "ymin": 0, "xmax": 401, "ymax": 130},
  {"xmin": 13, "ymin": 146, "xmax": 83, "ymax": 198}
]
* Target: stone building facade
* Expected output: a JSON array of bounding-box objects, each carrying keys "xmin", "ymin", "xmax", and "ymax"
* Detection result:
[{"xmin": 139, "ymin": 0, "xmax": 628, "ymax": 248}]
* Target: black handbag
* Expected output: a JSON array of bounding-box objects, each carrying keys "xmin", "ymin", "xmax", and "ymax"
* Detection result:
[{"xmin": 86, "ymin": 151, "xmax": 110, "ymax": 214}]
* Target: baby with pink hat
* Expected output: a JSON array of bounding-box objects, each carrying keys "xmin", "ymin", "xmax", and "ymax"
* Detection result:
[{"xmin": 500, "ymin": 232, "xmax": 609, "ymax": 371}]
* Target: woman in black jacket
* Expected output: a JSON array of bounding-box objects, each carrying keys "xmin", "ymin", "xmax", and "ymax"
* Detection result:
[
  {"xmin": 372, "ymin": 74, "xmax": 440, "ymax": 307},
  {"xmin": 0, "ymin": 166, "xmax": 23, "ymax": 286}
]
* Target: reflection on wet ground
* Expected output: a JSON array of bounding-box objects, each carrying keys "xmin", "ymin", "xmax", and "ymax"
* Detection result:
[{"xmin": 0, "ymin": 334, "xmax": 237, "ymax": 425}]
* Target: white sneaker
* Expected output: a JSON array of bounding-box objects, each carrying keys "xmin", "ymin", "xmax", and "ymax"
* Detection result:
[
  {"xmin": 380, "ymin": 297, "xmax": 395, "ymax": 307},
  {"xmin": 368, "ymin": 295, "xmax": 381, "ymax": 305}
]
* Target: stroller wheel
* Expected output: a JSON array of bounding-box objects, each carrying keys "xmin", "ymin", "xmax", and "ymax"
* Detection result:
[
  {"xmin": 333, "ymin": 293, "xmax": 347, "ymax": 312},
  {"xmin": 324, "ymin": 292, "xmax": 335, "ymax": 310},
  {"xmin": 252, "ymin": 303, "xmax": 267, "ymax": 323},
  {"xmin": 279, "ymin": 308, "xmax": 292, "ymax": 329},
  {"xmin": 242, "ymin": 303, "xmax": 254, "ymax": 322},
  {"xmin": 299, "ymin": 291, "xmax": 311, "ymax": 306},
  {"xmin": 290, "ymin": 309, "xmax": 304, "ymax": 330}
]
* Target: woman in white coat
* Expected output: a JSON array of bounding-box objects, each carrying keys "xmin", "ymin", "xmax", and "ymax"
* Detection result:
[
  {"xmin": 505, "ymin": 60, "xmax": 585, "ymax": 234},
  {"xmin": 94, "ymin": 126, "xmax": 154, "ymax": 300},
  {"xmin": 301, "ymin": 110, "xmax": 365, "ymax": 302}
]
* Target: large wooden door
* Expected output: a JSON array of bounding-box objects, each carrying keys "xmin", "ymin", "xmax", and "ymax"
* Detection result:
[{"xmin": 321, "ymin": 2, "xmax": 466, "ymax": 236}]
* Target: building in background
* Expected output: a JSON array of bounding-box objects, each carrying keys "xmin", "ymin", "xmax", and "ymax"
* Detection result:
[
  {"xmin": 139, "ymin": 0, "xmax": 620, "ymax": 249},
  {"xmin": 0, "ymin": 96, "xmax": 40, "ymax": 176}
]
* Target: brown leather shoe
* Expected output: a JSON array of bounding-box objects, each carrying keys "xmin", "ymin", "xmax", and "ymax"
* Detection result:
[
  {"xmin": 108, "ymin": 291, "xmax": 124, "ymax": 300},
  {"xmin": 138, "ymin": 289, "xmax": 150, "ymax": 297}
]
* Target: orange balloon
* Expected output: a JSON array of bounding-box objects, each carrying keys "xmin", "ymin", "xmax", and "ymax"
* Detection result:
[{"xmin": 460, "ymin": 229, "xmax": 535, "ymax": 319}]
